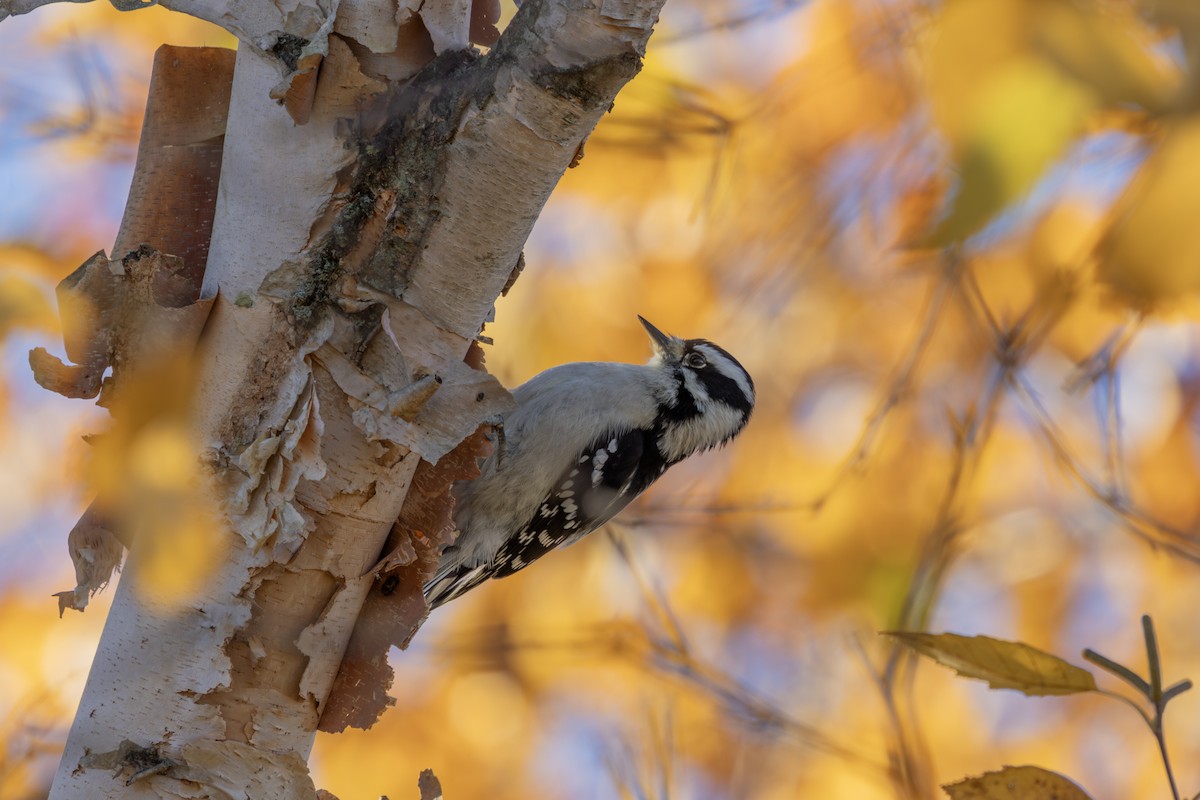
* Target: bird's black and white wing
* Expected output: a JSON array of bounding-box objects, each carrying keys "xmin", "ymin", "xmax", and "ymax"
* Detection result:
[{"xmin": 425, "ymin": 428, "xmax": 661, "ymax": 608}]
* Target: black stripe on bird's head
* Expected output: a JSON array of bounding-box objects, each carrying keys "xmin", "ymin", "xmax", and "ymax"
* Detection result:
[{"xmin": 639, "ymin": 316, "xmax": 756, "ymax": 423}]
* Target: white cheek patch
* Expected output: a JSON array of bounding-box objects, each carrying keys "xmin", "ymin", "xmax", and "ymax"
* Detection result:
[{"xmin": 658, "ymin": 403, "xmax": 746, "ymax": 463}]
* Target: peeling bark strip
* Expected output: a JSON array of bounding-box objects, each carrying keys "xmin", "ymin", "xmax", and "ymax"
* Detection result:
[
  {"xmin": 320, "ymin": 426, "xmax": 493, "ymax": 732},
  {"xmin": 53, "ymin": 507, "xmax": 122, "ymax": 616},
  {"xmin": 27, "ymin": 46, "xmax": 230, "ymax": 402},
  {"xmin": 418, "ymin": 769, "xmax": 444, "ymax": 800},
  {"xmin": 112, "ymin": 46, "xmax": 234, "ymax": 277},
  {"xmin": 29, "ymin": 46, "xmax": 229, "ymax": 399},
  {"xmin": 29, "ymin": 247, "xmax": 214, "ymax": 403},
  {"xmin": 47, "ymin": 0, "xmax": 669, "ymax": 797},
  {"xmin": 31, "ymin": 46, "xmax": 233, "ymax": 617}
]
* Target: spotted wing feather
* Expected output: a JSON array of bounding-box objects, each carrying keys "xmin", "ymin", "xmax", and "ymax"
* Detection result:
[{"xmin": 425, "ymin": 429, "xmax": 659, "ymax": 608}]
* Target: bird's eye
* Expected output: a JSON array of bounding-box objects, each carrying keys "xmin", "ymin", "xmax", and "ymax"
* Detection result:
[{"xmin": 685, "ymin": 352, "xmax": 707, "ymax": 369}]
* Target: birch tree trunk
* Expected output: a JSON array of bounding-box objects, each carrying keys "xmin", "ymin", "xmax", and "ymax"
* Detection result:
[{"xmin": 13, "ymin": 0, "xmax": 670, "ymax": 796}]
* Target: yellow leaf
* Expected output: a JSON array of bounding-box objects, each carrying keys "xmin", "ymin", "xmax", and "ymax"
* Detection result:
[
  {"xmin": 926, "ymin": 0, "xmax": 1032, "ymax": 144},
  {"xmin": 0, "ymin": 272, "xmax": 56, "ymax": 338},
  {"xmin": 78, "ymin": 351, "xmax": 225, "ymax": 608},
  {"xmin": 134, "ymin": 506, "xmax": 226, "ymax": 607},
  {"xmin": 928, "ymin": 0, "xmax": 1171, "ymax": 136},
  {"xmin": 926, "ymin": 57, "xmax": 1094, "ymax": 244},
  {"xmin": 943, "ymin": 765, "xmax": 1094, "ymax": 799},
  {"xmin": 1033, "ymin": 2, "xmax": 1176, "ymax": 113},
  {"xmin": 127, "ymin": 420, "xmax": 197, "ymax": 494},
  {"xmin": 923, "ymin": 0, "xmax": 1168, "ymax": 244},
  {"xmin": 883, "ymin": 631, "xmax": 1097, "ymax": 695},
  {"xmin": 1098, "ymin": 119, "xmax": 1200, "ymax": 302}
]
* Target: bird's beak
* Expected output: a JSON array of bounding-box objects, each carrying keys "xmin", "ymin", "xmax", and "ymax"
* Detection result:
[{"xmin": 638, "ymin": 315, "xmax": 677, "ymax": 357}]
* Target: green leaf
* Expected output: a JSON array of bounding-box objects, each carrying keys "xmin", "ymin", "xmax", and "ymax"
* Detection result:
[
  {"xmin": 884, "ymin": 631, "xmax": 1097, "ymax": 696},
  {"xmin": 943, "ymin": 765, "xmax": 1094, "ymax": 799}
]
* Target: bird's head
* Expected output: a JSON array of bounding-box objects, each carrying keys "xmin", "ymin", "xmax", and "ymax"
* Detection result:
[{"xmin": 639, "ymin": 315, "xmax": 755, "ymax": 460}]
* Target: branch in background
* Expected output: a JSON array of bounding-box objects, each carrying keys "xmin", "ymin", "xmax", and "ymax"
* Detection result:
[
  {"xmin": 607, "ymin": 529, "xmax": 885, "ymax": 774},
  {"xmin": 809, "ymin": 252, "xmax": 956, "ymax": 512}
]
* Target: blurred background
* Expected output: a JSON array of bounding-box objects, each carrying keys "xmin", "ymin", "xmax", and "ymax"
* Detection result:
[{"xmin": 4, "ymin": 0, "xmax": 1200, "ymax": 797}]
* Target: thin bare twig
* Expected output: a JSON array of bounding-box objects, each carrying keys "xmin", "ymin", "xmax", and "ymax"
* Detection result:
[
  {"xmin": 643, "ymin": 631, "xmax": 885, "ymax": 770},
  {"xmin": 872, "ymin": 259, "xmax": 1042, "ymax": 800},
  {"xmin": 809, "ymin": 253, "xmax": 958, "ymax": 511},
  {"xmin": 608, "ymin": 529, "xmax": 690, "ymax": 655},
  {"xmin": 850, "ymin": 633, "xmax": 936, "ymax": 800},
  {"xmin": 655, "ymin": 0, "xmax": 810, "ymax": 44},
  {"xmin": 1064, "ymin": 318, "xmax": 1144, "ymax": 499},
  {"xmin": 609, "ymin": 533, "xmax": 888, "ymax": 773},
  {"xmin": 958, "ymin": 263, "xmax": 1200, "ymax": 562},
  {"xmin": 1011, "ymin": 373, "xmax": 1200, "ymax": 563},
  {"xmin": 605, "ymin": 706, "xmax": 676, "ymax": 800}
]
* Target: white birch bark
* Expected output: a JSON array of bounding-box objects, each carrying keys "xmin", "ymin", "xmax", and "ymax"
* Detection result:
[{"xmin": 40, "ymin": 0, "xmax": 669, "ymax": 797}]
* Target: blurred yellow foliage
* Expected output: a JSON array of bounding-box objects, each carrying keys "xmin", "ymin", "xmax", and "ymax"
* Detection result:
[
  {"xmin": 86, "ymin": 355, "xmax": 225, "ymax": 608},
  {"xmin": 1100, "ymin": 119, "xmax": 1200, "ymax": 302},
  {"xmin": 928, "ymin": 55, "xmax": 1095, "ymax": 243},
  {"xmin": 925, "ymin": 0, "xmax": 1178, "ymax": 244},
  {"xmin": 773, "ymin": 0, "xmax": 911, "ymax": 157},
  {"xmin": 6, "ymin": 0, "xmax": 1200, "ymax": 798},
  {"xmin": 0, "ymin": 246, "xmax": 59, "ymax": 339}
]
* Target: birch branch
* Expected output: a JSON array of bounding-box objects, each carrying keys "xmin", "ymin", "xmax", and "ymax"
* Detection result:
[{"xmin": 44, "ymin": 0, "xmax": 668, "ymax": 797}]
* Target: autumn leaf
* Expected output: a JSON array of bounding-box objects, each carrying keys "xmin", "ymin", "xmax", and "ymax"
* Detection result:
[
  {"xmin": 11, "ymin": 1, "xmax": 1200, "ymax": 797},
  {"xmin": 883, "ymin": 632, "xmax": 1097, "ymax": 695},
  {"xmin": 921, "ymin": 0, "xmax": 1173, "ymax": 245},
  {"xmin": 943, "ymin": 765, "xmax": 1094, "ymax": 799},
  {"xmin": 0, "ymin": 269, "xmax": 55, "ymax": 339},
  {"xmin": 1098, "ymin": 118, "xmax": 1200, "ymax": 303},
  {"xmin": 924, "ymin": 56, "xmax": 1094, "ymax": 245}
]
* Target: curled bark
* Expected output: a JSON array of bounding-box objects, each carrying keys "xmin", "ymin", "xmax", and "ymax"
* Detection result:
[{"xmin": 46, "ymin": 1, "xmax": 669, "ymax": 797}]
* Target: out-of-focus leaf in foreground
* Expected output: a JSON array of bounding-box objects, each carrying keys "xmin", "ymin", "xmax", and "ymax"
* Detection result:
[
  {"xmin": 0, "ymin": 246, "xmax": 57, "ymax": 338},
  {"xmin": 883, "ymin": 631, "xmax": 1097, "ymax": 695},
  {"xmin": 923, "ymin": 0, "xmax": 1176, "ymax": 245},
  {"xmin": 85, "ymin": 354, "xmax": 225, "ymax": 609},
  {"xmin": 1033, "ymin": 1, "xmax": 1176, "ymax": 113},
  {"xmin": 925, "ymin": 56, "xmax": 1093, "ymax": 245},
  {"xmin": 943, "ymin": 766, "xmax": 1094, "ymax": 800},
  {"xmin": 1098, "ymin": 119, "xmax": 1200, "ymax": 303}
]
